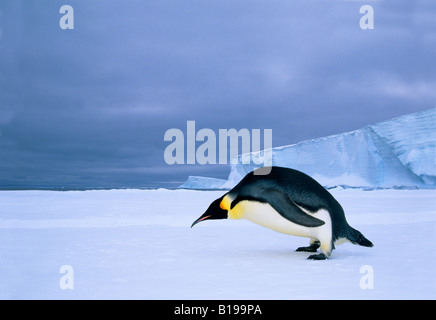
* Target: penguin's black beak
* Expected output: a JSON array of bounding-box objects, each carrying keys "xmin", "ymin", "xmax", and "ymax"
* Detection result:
[{"xmin": 191, "ymin": 214, "xmax": 211, "ymax": 228}]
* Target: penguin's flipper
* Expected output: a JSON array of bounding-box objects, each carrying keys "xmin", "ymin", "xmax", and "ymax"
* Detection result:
[{"xmin": 233, "ymin": 185, "xmax": 325, "ymax": 228}]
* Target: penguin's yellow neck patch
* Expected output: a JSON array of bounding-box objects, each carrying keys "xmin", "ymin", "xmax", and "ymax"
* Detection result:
[
  {"xmin": 228, "ymin": 203, "xmax": 244, "ymax": 220},
  {"xmin": 220, "ymin": 195, "xmax": 232, "ymax": 211},
  {"xmin": 220, "ymin": 194, "xmax": 245, "ymax": 220}
]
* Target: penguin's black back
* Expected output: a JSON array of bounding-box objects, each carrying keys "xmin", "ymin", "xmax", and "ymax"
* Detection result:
[{"xmin": 231, "ymin": 167, "xmax": 351, "ymax": 241}]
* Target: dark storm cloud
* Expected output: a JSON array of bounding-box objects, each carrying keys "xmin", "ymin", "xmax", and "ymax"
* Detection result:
[{"xmin": 0, "ymin": 0, "xmax": 435, "ymax": 189}]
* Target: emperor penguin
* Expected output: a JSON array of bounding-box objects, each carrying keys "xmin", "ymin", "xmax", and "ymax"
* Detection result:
[{"xmin": 191, "ymin": 167, "xmax": 373, "ymax": 260}]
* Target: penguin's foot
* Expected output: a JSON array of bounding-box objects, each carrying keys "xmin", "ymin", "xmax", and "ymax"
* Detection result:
[
  {"xmin": 307, "ymin": 253, "xmax": 327, "ymax": 260},
  {"xmin": 296, "ymin": 243, "xmax": 320, "ymax": 253}
]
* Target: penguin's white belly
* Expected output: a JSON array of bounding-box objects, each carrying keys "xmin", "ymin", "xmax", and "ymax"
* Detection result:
[{"xmin": 231, "ymin": 200, "xmax": 332, "ymax": 240}]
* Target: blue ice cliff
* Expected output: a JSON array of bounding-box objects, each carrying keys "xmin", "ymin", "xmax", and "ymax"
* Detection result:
[{"xmin": 181, "ymin": 108, "xmax": 436, "ymax": 189}]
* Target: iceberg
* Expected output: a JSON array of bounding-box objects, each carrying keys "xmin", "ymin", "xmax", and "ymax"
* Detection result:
[
  {"xmin": 179, "ymin": 176, "xmax": 228, "ymax": 190},
  {"xmin": 182, "ymin": 108, "xmax": 436, "ymax": 189}
]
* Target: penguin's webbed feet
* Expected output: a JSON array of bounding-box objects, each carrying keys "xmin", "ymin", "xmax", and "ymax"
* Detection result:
[
  {"xmin": 307, "ymin": 253, "xmax": 327, "ymax": 260},
  {"xmin": 295, "ymin": 241, "xmax": 320, "ymax": 253},
  {"xmin": 296, "ymin": 240, "xmax": 330, "ymax": 259}
]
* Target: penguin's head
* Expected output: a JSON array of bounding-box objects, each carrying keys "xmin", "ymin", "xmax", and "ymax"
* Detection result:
[{"xmin": 191, "ymin": 196, "xmax": 228, "ymax": 228}]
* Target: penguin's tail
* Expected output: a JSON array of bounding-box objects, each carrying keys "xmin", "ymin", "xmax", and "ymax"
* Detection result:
[{"xmin": 347, "ymin": 227, "xmax": 374, "ymax": 247}]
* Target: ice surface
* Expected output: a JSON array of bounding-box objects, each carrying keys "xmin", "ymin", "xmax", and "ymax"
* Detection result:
[
  {"xmin": 182, "ymin": 108, "xmax": 436, "ymax": 189},
  {"xmin": 0, "ymin": 189, "xmax": 435, "ymax": 299}
]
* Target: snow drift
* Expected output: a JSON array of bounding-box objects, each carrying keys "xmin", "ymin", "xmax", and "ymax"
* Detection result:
[{"xmin": 182, "ymin": 108, "xmax": 436, "ymax": 189}]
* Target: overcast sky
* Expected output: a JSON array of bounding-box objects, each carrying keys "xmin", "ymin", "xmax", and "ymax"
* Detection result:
[{"xmin": 0, "ymin": 0, "xmax": 435, "ymax": 189}]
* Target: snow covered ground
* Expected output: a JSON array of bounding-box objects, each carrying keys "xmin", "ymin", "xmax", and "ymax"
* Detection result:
[{"xmin": 0, "ymin": 188, "xmax": 435, "ymax": 299}]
